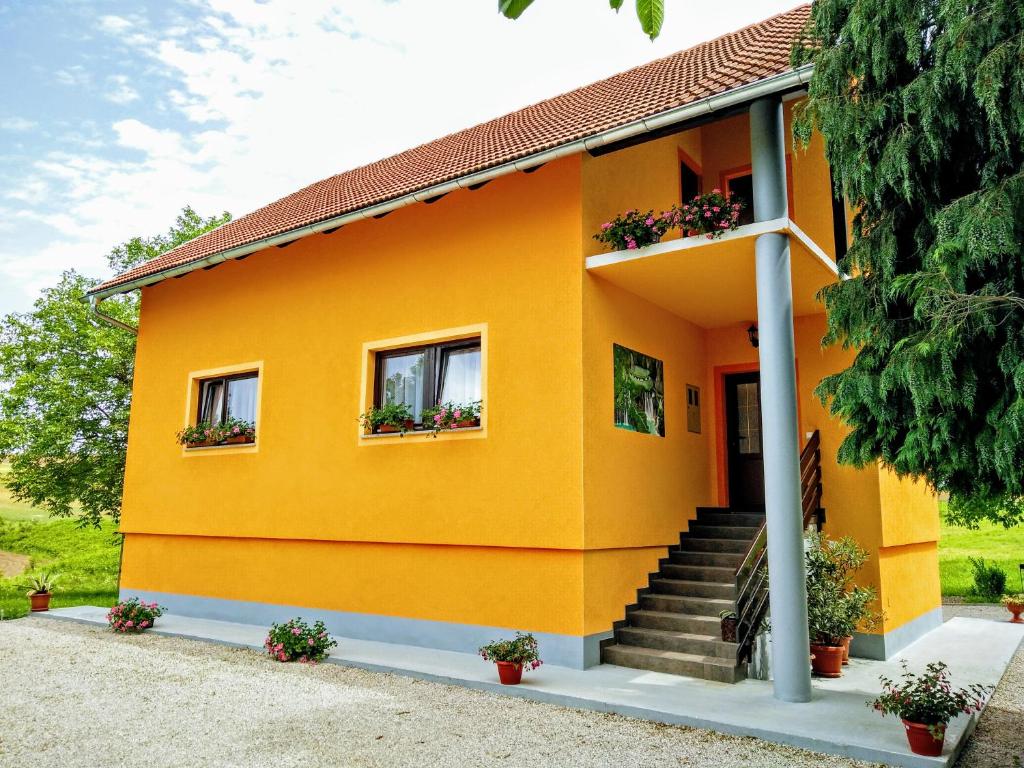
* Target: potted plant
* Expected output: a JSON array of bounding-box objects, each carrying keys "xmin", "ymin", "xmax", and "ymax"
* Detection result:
[
  {"xmin": 359, "ymin": 402, "xmax": 414, "ymax": 435},
  {"xmin": 264, "ymin": 617, "xmax": 338, "ymax": 663},
  {"xmin": 671, "ymin": 189, "xmax": 745, "ymax": 240},
  {"xmin": 478, "ymin": 632, "xmax": 542, "ymax": 685},
  {"xmin": 422, "ymin": 401, "xmax": 483, "ymax": 435},
  {"xmin": 222, "ymin": 417, "xmax": 256, "ymax": 444},
  {"xmin": 106, "ymin": 597, "xmax": 165, "ymax": 633},
  {"xmin": 719, "ymin": 609, "xmax": 738, "ymax": 643},
  {"xmin": 177, "ymin": 422, "xmax": 222, "ymax": 448},
  {"xmin": 23, "ymin": 572, "xmax": 57, "ymax": 612},
  {"xmin": 1001, "ymin": 593, "xmax": 1024, "ymax": 623},
  {"xmin": 871, "ymin": 661, "xmax": 990, "ymax": 756},
  {"xmin": 593, "ymin": 208, "xmax": 674, "ymax": 252}
]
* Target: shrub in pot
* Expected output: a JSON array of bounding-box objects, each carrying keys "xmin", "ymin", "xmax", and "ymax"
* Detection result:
[
  {"xmin": 871, "ymin": 661, "xmax": 990, "ymax": 756},
  {"xmin": 1001, "ymin": 593, "xmax": 1024, "ymax": 623},
  {"xmin": 671, "ymin": 189, "xmax": 745, "ymax": 240},
  {"xmin": 359, "ymin": 402, "xmax": 414, "ymax": 435},
  {"xmin": 107, "ymin": 597, "xmax": 165, "ymax": 633},
  {"xmin": 593, "ymin": 208, "xmax": 673, "ymax": 251},
  {"xmin": 222, "ymin": 417, "xmax": 256, "ymax": 444},
  {"xmin": 264, "ymin": 617, "xmax": 337, "ymax": 663},
  {"xmin": 176, "ymin": 421, "xmax": 225, "ymax": 448},
  {"xmin": 478, "ymin": 632, "xmax": 542, "ymax": 685},
  {"xmin": 22, "ymin": 572, "xmax": 57, "ymax": 612},
  {"xmin": 422, "ymin": 400, "xmax": 483, "ymax": 435}
]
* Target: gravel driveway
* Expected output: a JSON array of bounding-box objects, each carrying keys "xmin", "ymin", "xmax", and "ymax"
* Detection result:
[{"xmin": 0, "ymin": 617, "xmax": 1019, "ymax": 768}]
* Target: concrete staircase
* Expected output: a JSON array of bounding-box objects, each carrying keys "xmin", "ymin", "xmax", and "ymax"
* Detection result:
[{"xmin": 600, "ymin": 507, "xmax": 765, "ymax": 683}]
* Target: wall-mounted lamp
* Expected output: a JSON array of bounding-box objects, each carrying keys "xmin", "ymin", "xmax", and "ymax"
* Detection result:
[{"xmin": 747, "ymin": 324, "xmax": 759, "ymax": 348}]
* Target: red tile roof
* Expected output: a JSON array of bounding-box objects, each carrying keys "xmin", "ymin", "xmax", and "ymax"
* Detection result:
[{"xmin": 93, "ymin": 4, "xmax": 811, "ymax": 295}]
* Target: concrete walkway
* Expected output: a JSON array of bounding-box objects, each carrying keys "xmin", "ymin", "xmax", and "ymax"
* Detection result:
[{"xmin": 39, "ymin": 607, "xmax": 1024, "ymax": 768}]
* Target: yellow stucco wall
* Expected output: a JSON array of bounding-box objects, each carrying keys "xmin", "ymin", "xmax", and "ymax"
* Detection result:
[{"xmin": 122, "ymin": 105, "xmax": 941, "ymax": 650}]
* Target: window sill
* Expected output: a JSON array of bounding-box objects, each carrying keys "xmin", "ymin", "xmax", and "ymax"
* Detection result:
[
  {"xmin": 360, "ymin": 426, "xmax": 484, "ymax": 441},
  {"xmin": 182, "ymin": 442, "xmax": 258, "ymax": 455}
]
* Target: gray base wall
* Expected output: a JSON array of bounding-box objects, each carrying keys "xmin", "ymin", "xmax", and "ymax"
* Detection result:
[
  {"xmin": 121, "ymin": 589, "xmax": 612, "ymax": 669},
  {"xmin": 851, "ymin": 607, "xmax": 944, "ymax": 660}
]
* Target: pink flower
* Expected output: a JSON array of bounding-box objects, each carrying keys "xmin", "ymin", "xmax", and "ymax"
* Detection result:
[
  {"xmin": 141, "ymin": 620, "xmax": 150, "ymax": 628},
  {"xmin": 126, "ymin": 620, "xmax": 134, "ymax": 628},
  {"xmin": 627, "ymin": 241, "xmax": 637, "ymax": 250},
  {"xmin": 278, "ymin": 652, "xmax": 287, "ymax": 661},
  {"xmin": 434, "ymin": 414, "xmax": 441, "ymax": 423},
  {"xmin": 712, "ymin": 206, "xmax": 720, "ymax": 213},
  {"xmin": 453, "ymin": 409, "xmax": 462, "ymax": 419},
  {"xmin": 291, "ymin": 627, "xmax": 301, "ymax": 635},
  {"xmin": 601, "ymin": 222, "xmax": 611, "ymax": 230},
  {"xmin": 645, "ymin": 217, "xmax": 654, "ymax": 226},
  {"xmin": 712, "ymin": 187, "xmax": 721, "ymax": 194},
  {"xmin": 308, "ymin": 638, "xmax": 315, "ymax": 646}
]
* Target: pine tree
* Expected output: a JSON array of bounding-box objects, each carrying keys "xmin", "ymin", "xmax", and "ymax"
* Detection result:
[{"xmin": 793, "ymin": 0, "xmax": 1024, "ymax": 526}]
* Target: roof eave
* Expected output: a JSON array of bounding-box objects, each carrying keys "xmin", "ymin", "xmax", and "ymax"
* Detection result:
[{"xmin": 87, "ymin": 63, "xmax": 813, "ymax": 301}]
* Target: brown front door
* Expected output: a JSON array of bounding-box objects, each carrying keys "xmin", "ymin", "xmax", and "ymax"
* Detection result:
[{"xmin": 725, "ymin": 372, "xmax": 765, "ymax": 508}]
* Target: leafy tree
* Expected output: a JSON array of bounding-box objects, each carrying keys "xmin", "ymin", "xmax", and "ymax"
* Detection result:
[
  {"xmin": 0, "ymin": 207, "xmax": 229, "ymax": 527},
  {"xmin": 499, "ymin": 0, "xmax": 664, "ymax": 40},
  {"xmin": 793, "ymin": 0, "xmax": 1024, "ymax": 526}
]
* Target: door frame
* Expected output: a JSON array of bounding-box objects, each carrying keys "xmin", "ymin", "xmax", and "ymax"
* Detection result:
[{"xmin": 713, "ymin": 360, "xmax": 803, "ymax": 507}]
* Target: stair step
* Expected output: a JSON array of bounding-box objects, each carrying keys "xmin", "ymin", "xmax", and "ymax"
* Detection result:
[
  {"xmin": 677, "ymin": 536, "xmax": 749, "ymax": 553},
  {"xmin": 602, "ymin": 644, "xmax": 746, "ymax": 683},
  {"xmin": 687, "ymin": 524, "xmax": 761, "ymax": 540},
  {"xmin": 640, "ymin": 593, "xmax": 735, "ymax": 617},
  {"xmin": 669, "ymin": 550, "xmax": 744, "ymax": 568},
  {"xmin": 649, "ymin": 578, "xmax": 736, "ymax": 599},
  {"xmin": 616, "ymin": 625, "xmax": 737, "ymax": 659},
  {"xmin": 659, "ymin": 563, "xmax": 736, "ymax": 582},
  {"xmin": 627, "ymin": 609, "xmax": 720, "ymax": 633},
  {"xmin": 696, "ymin": 511, "xmax": 765, "ymax": 527}
]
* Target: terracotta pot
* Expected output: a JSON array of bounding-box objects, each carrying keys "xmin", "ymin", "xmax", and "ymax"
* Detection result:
[
  {"xmin": 1006, "ymin": 602, "xmax": 1024, "ymax": 624},
  {"xmin": 29, "ymin": 592, "xmax": 51, "ymax": 612},
  {"xmin": 902, "ymin": 719, "xmax": 946, "ymax": 757},
  {"xmin": 841, "ymin": 635, "xmax": 852, "ymax": 664},
  {"xmin": 225, "ymin": 435, "xmax": 255, "ymax": 445},
  {"xmin": 186, "ymin": 439, "xmax": 215, "ymax": 448},
  {"xmin": 809, "ymin": 644, "xmax": 844, "ymax": 678},
  {"xmin": 453, "ymin": 418, "xmax": 480, "ymax": 429},
  {"xmin": 495, "ymin": 661, "xmax": 524, "ymax": 685},
  {"xmin": 720, "ymin": 616, "xmax": 738, "ymax": 643}
]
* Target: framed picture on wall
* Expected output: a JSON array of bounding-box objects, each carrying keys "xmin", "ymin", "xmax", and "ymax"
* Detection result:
[{"xmin": 613, "ymin": 344, "xmax": 665, "ymax": 437}]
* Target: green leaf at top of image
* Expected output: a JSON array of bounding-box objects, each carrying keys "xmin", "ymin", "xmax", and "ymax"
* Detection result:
[
  {"xmin": 635, "ymin": 0, "xmax": 664, "ymax": 41},
  {"xmin": 609, "ymin": 0, "xmax": 624, "ymax": 10},
  {"xmin": 499, "ymin": 0, "xmax": 534, "ymax": 20}
]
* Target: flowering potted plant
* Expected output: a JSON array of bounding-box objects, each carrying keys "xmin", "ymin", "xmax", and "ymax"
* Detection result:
[
  {"xmin": 176, "ymin": 421, "xmax": 223, "ymax": 448},
  {"xmin": 359, "ymin": 403, "xmax": 415, "ymax": 435},
  {"xmin": 719, "ymin": 609, "xmax": 738, "ymax": 643},
  {"xmin": 1001, "ymin": 593, "xmax": 1024, "ymax": 623},
  {"xmin": 478, "ymin": 632, "xmax": 542, "ymax": 685},
  {"xmin": 264, "ymin": 617, "xmax": 337, "ymax": 663},
  {"xmin": 222, "ymin": 417, "xmax": 256, "ymax": 445},
  {"xmin": 672, "ymin": 189, "xmax": 744, "ymax": 240},
  {"xmin": 421, "ymin": 401, "xmax": 482, "ymax": 435},
  {"xmin": 871, "ymin": 661, "xmax": 990, "ymax": 756},
  {"xmin": 22, "ymin": 572, "xmax": 57, "ymax": 612},
  {"xmin": 593, "ymin": 208, "xmax": 673, "ymax": 251},
  {"xmin": 106, "ymin": 597, "xmax": 165, "ymax": 633}
]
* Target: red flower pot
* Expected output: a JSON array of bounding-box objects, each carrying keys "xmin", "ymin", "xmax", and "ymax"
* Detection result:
[
  {"xmin": 495, "ymin": 661, "xmax": 523, "ymax": 685},
  {"xmin": 225, "ymin": 434, "xmax": 255, "ymax": 445},
  {"xmin": 841, "ymin": 635, "xmax": 852, "ymax": 664},
  {"xmin": 1006, "ymin": 601, "xmax": 1024, "ymax": 624},
  {"xmin": 809, "ymin": 644, "xmax": 844, "ymax": 678},
  {"xmin": 453, "ymin": 418, "xmax": 480, "ymax": 429},
  {"xmin": 377, "ymin": 420, "xmax": 414, "ymax": 434},
  {"xmin": 186, "ymin": 439, "xmax": 215, "ymax": 448},
  {"xmin": 29, "ymin": 592, "xmax": 51, "ymax": 612},
  {"xmin": 902, "ymin": 720, "xmax": 946, "ymax": 757}
]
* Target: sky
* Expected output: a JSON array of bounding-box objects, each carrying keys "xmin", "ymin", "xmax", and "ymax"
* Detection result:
[{"xmin": 0, "ymin": 0, "xmax": 799, "ymax": 315}]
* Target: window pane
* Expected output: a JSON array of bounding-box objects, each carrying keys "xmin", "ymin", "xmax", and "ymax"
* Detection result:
[
  {"xmin": 439, "ymin": 347, "xmax": 481, "ymax": 404},
  {"xmin": 680, "ymin": 163, "xmax": 700, "ymax": 203},
  {"xmin": 727, "ymin": 174, "xmax": 755, "ymax": 225},
  {"xmin": 382, "ymin": 352, "xmax": 425, "ymax": 421},
  {"xmin": 227, "ymin": 376, "xmax": 258, "ymax": 425},
  {"xmin": 736, "ymin": 382, "xmax": 761, "ymax": 454},
  {"xmin": 200, "ymin": 381, "xmax": 225, "ymax": 425}
]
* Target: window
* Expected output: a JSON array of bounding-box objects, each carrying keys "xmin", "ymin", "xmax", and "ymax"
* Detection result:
[
  {"xmin": 680, "ymin": 162, "xmax": 701, "ymax": 203},
  {"xmin": 686, "ymin": 384, "xmax": 701, "ymax": 434},
  {"xmin": 726, "ymin": 173, "xmax": 755, "ymax": 225},
  {"xmin": 197, "ymin": 372, "xmax": 258, "ymax": 426},
  {"xmin": 375, "ymin": 338, "xmax": 481, "ymax": 425}
]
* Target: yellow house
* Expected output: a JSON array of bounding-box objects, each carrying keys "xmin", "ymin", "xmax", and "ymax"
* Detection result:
[{"xmin": 88, "ymin": 5, "xmax": 940, "ymax": 700}]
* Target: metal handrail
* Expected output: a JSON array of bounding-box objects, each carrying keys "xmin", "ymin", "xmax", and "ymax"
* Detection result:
[{"xmin": 733, "ymin": 430, "xmax": 824, "ymax": 663}]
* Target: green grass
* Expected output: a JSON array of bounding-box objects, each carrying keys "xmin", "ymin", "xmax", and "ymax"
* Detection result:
[
  {"xmin": 939, "ymin": 519, "xmax": 1024, "ymax": 600},
  {"xmin": 0, "ymin": 463, "xmax": 120, "ymax": 620}
]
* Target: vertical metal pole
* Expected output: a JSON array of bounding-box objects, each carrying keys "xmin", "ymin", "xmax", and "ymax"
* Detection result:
[{"xmin": 750, "ymin": 96, "xmax": 812, "ymax": 703}]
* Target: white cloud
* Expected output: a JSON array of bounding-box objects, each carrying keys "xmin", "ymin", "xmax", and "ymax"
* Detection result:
[
  {"xmin": 0, "ymin": 117, "xmax": 36, "ymax": 132},
  {"xmin": 1, "ymin": 0, "xmax": 798, "ymax": 313},
  {"xmin": 104, "ymin": 75, "xmax": 140, "ymax": 105}
]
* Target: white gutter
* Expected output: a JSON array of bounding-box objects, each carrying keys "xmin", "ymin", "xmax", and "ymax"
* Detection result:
[
  {"xmin": 88, "ymin": 64, "xmax": 813, "ymax": 302},
  {"xmin": 89, "ymin": 294, "xmax": 138, "ymax": 335}
]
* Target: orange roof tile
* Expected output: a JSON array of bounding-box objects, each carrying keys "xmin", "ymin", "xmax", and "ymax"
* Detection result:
[{"xmin": 93, "ymin": 4, "xmax": 811, "ymax": 295}]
